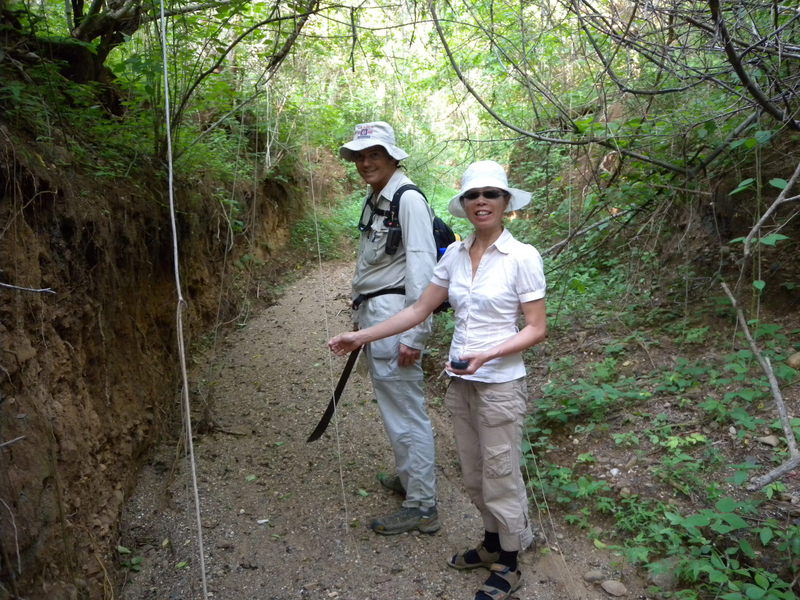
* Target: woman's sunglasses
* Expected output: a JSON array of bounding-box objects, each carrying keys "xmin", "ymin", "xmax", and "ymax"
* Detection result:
[{"xmin": 461, "ymin": 189, "xmax": 508, "ymax": 201}]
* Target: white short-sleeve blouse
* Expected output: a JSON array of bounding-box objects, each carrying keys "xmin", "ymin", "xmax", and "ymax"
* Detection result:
[{"xmin": 431, "ymin": 228, "xmax": 546, "ymax": 383}]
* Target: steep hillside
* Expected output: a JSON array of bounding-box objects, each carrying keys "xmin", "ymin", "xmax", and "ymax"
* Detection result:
[{"xmin": 0, "ymin": 124, "xmax": 339, "ymax": 599}]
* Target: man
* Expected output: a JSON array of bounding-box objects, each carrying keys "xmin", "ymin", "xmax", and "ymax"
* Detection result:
[{"xmin": 339, "ymin": 121, "xmax": 439, "ymax": 535}]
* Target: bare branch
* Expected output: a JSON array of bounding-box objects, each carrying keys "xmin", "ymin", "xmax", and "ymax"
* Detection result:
[
  {"xmin": 708, "ymin": 0, "xmax": 800, "ymax": 130},
  {"xmin": 428, "ymin": 2, "xmax": 691, "ymax": 175},
  {"xmin": 742, "ymin": 159, "xmax": 800, "ymax": 256},
  {"xmin": 0, "ymin": 436, "xmax": 25, "ymax": 449},
  {"xmin": 720, "ymin": 283, "xmax": 800, "ymax": 490},
  {"xmin": 172, "ymin": 1, "xmax": 319, "ymax": 146},
  {"xmin": 0, "ymin": 282, "xmax": 56, "ymax": 294},
  {"xmin": 0, "ymin": 497, "xmax": 21, "ymax": 575},
  {"xmin": 544, "ymin": 207, "xmax": 638, "ymax": 256}
]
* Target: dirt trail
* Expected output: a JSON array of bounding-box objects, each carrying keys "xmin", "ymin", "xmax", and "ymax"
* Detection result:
[{"xmin": 119, "ymin": 261, "xmax": 637, "ymax": 600}]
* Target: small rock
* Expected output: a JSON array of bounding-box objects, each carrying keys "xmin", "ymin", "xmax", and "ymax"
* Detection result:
[
  {"xmin": 757, "ymin": 435, "xmax": 780, "ymax": 447},
  {"xmin": 648, "ymin": 557, "xmax": 680, "ymax": 590},
  {"xmin": 619, "ymin": 487, "xmax": 632, "ymax": 497},
  {"xmin": 788, "ymin": 352, "xmax": 800, "ymax": 369},
  {"xmin": 583, "ymin": 569, "xmax": 604, "ymax": 582},
  {"xmin": 601, "ymin": 579, "xmax": 628, "ymax": 596},
  {"xmin": 729, "ymin": 426, "xmax": 737, "ymax": 437}
]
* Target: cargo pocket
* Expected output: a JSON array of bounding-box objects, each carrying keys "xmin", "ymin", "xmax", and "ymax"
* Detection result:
[
  {"xmin": 363, "ymin": 223, "xmax": 388, "ymax": 265},
  {"xmin": 478, "ymin": 384, "xmax": 522, "ymax": 428},
  {"xmin": 485, "ymin": 443, "xmax": 512, "ymax": 479},
  {"xmin": 368, "ymin": 335, "xmax": 398, "ymax": 379}
]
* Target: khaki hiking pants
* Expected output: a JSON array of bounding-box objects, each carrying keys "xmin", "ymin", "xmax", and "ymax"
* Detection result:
[{"xmin": 445, "ymin": 376, "xmax": 533, "ymax": 552}]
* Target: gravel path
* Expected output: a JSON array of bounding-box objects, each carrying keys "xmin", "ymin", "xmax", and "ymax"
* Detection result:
[{"xmin": 119, "ymin": 261, "xmax": 640, "ymax": 600}]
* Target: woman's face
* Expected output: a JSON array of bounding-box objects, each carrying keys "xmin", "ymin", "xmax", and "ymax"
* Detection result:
[
  {"xmin": 353, "ymin": 146, "xmax": 397, "ymax": 191},
  {"xmin": 461, "ymin": 187, "xmax": 510, "ymax": 229}
]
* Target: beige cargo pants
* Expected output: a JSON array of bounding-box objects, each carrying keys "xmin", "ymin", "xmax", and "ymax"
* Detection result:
[{"xmin": 445, "ymin": 376, "xmax": 533, "ymax": 551}]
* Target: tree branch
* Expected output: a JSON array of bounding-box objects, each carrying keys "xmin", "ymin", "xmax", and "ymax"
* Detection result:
[
  {"xmin": 742, "ymin": 158, "xmax": 800, "ymax": 256},
  {"xmin": 0, "ymin": 282, "xmax": 56, "ymax": 294},
  {"xmin": 428, "ymin": 2, "xmax": 691, "ymax": 175},
  {"xmin": 172, "ymin": 1, "xmax": 319, "ymax": 142},
  {"xmin": 720, "ymin": 283, "xmax": 800, "ymax": 490},
  {"xmin": 708, "ymin": 0, "xmax": 800, "ymax": 130}
]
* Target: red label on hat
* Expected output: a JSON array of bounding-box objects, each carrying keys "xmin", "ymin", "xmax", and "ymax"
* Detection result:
[{"xmin": 356, "ymin": 126, "xmax": 374, "ymax": 138}]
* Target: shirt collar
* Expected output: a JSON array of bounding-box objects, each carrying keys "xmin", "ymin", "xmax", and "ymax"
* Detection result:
[
  {"xmin": 459, "ymin": 228, "xmax": 513, "ymax": 254},
  {"xmin": 375, "ymin": 169, "xmax": 408, "ymax": 203}
]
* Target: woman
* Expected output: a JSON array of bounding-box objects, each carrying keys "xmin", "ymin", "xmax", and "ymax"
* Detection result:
[{"xmin": 328, "ymin": 160, "xmax": 546, "ymax": 600}]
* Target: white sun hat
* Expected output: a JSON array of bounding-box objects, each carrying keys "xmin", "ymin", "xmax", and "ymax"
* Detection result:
[
  {"xmin": 339, "ymin": 121, "xmax": 409, "ymax": 162},
  {"xmin": 447, "ymin": 160, "xmax": 532, "ymax": 218}
]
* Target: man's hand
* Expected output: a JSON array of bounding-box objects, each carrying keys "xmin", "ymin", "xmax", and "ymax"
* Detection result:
[
  {"xmin": 398, "ymin": 343, "xmax": 421, "ymax": 367},
  {"xmin": 329, "ymin": 332, "xmax": 361, "ymax": 356}
]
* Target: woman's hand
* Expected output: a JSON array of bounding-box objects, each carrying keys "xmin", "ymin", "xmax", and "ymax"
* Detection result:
[
  {"xmin": 328, "ymin": 332, "xmax": 361, "ymax": 356},
  {"xmin": 446, "ymin": 354, "xmax": 487, "ymax": 375}
]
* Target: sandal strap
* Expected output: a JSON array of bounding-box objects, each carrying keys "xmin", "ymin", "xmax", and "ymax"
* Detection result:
[
  {"xmin": 449, "ymin": 543, "xmax": 501, "ymax": 569},
  {"xmin": 478, "ymin": 564, "xmax": 522, "ymax": 599}
]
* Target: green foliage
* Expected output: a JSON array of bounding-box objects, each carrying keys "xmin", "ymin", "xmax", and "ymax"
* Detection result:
[
  {"xmin": 524, "ymin": 313, "xmax": 799, "ymax": 600},
  {"xmin": 117, "ymin": 545, "xmax": 143, "ymax": 572}
]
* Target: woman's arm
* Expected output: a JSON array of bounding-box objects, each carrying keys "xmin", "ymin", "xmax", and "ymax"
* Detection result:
[
  {"xmin": 329, "ymin": 283, "xmax": 449, "ymax": 355},
  {"xmin": 450, "ymin": 298, "xmax": 546, "ymax": 374}
]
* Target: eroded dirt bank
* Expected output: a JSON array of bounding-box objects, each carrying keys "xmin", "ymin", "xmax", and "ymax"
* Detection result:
[
  {"xmin": 0, "ymin": 128, "xmax": 314, "ymax": 599},
  {"xmin": 118, "ymin": 261, "xmax": 646, "ymax": 600}
]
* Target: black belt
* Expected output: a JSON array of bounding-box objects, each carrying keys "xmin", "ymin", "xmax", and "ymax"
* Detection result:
[{"xmin": 352, "ymin": 287, "xmax": 405, "ymax": 310}]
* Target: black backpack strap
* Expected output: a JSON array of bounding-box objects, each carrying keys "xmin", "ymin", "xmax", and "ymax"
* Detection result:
[
  {"xmin": 365, "ymin": 195, "xmax": 390, "ymax": 218},
  {"xmin": 388, "ymin": 184, "xmax": 427, "ymax": 226}
]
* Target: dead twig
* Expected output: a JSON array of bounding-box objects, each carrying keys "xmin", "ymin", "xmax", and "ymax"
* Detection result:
[
  {"xmin": 0, "ymin": 497, "xmax": 22, "ymax": 575},
  {"xmin": 0, "ymin": 282, "xmax": 56, "ymax": 294},
  {"xmin": 720, "ymin": 283, "xmax": 800, "ymax": 490},
  {"xmin": 0, "ymin": 435, "xmax": 25, "ymax": 449},
  {"xmin": 742, "ymin": 158, "xmax": 800, "ymax": 258}
]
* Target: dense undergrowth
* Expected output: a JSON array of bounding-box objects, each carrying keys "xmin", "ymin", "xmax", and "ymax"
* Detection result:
[{"xmin": 524, "ymin": 259, "xmax": 800, "ymax": 600}]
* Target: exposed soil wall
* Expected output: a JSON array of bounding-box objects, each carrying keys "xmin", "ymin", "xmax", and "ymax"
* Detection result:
[{"xmin": 0, "ymin": 125, "xmax": 332, "ymax": 599}]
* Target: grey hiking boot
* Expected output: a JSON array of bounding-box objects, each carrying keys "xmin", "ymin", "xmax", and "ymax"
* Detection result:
[
  {"xmin": 376, "ymin": 472, "xmax": 405, "ymax": 495},
  {"xmin": 370, "ymin": 506, "xmax": 440, "ymax": 535}
]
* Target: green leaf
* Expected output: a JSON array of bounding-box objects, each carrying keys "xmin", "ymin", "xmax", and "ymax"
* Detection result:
[
  {"xmin": 754, "ymin": 130, "xmax": 773, "ymax": 145},
  {"xmin": 754, "ymin": 573, "xmax": 769, "ymax": 588},
  {"xmin": 753, "ymin": 280, "xmax": 765, "ymax": 291},
  {"xmin": 758, "ymin": 234, "xmax": 789, "ymax": 246},
  {"xmin": 768, "ymin": 178, "xmax": 788, "ymax": 190},
  {"xmin": 759, "ymin": 526, "xmax": 774, "ymax": 545},
  {"xmin": 715, "ymin": 497, "xmax": 738, "ymax": 512},
  {"xmin": 245, "ymin": 474, "xmax": 257, "ymax": 482},
  {"xmin": 743, "ymin": 583, "xmax": 766, "ymax": 599},
  {"xmin": 730, "ymin": 178, "xmax": 755, "ymax": 195},
  {"xmin": 738, "ymin": 538, "xmax": 756, "ymax": 558},
  {"xmin": 117, "ymin": 545, "xmax": 132, "ymax": 554},
  {"xmin": 684, "ymin": 514, "xmax": 711, "ymax": 527},
  {"xmin": 357, "ymin": 488, "xmax": 369, "ymax": 497}
]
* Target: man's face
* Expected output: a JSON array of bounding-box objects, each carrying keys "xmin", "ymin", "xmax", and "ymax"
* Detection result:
[{"xmin": 353, "ymin": 146, "xmax": 397, "ymax": 191}]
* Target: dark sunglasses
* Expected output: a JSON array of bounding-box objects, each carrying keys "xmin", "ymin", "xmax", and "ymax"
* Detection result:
[{"xmin": 461, "ymin": 189, "xmax": 507, "ymax": 201}]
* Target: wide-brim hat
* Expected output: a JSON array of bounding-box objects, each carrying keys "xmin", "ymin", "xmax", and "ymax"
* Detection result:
[
  {"xmin": 447, "ymin": 160, "xmax": 531, "ymax": 218},
  {"xmin": 339, "ymin": 121, "xmax": 409, "ymax": 162}
]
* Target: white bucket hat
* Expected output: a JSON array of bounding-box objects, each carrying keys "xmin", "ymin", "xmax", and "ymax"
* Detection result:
[
  {"xmin": 339, "ymin": 121, "xmax": 409, "ymax": 162},
  {"xmin": 447, "ymin": 160, "xmax": 531, "ymax": 218}
]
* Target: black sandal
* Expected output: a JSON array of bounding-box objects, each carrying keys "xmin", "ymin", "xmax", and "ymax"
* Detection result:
[{"xmin": 474, "ymin": 563, "xmax": 522, "ymax": 600}]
